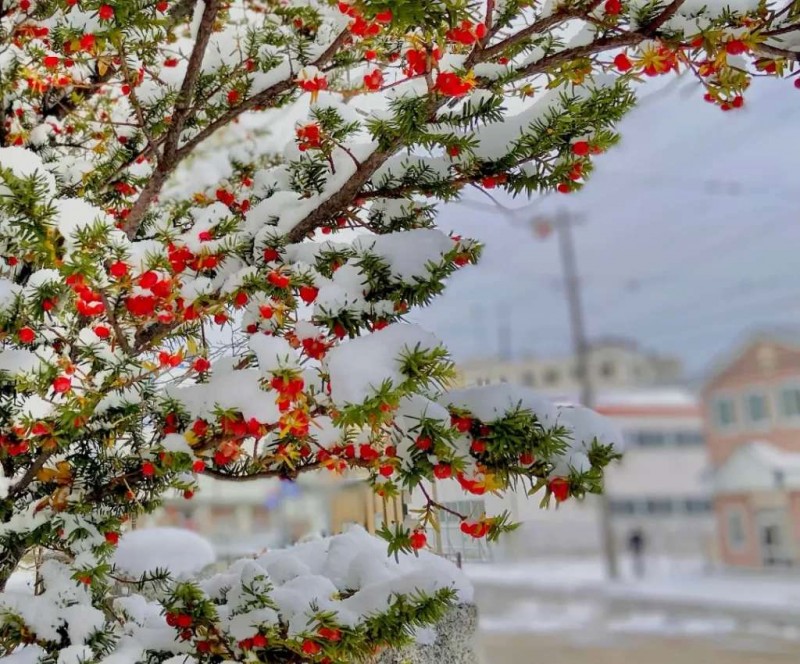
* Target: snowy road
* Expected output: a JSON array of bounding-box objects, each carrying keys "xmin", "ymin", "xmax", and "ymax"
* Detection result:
[{"xmin": 468, "ymin": 559, "xmax": 800, "ymax": 662}]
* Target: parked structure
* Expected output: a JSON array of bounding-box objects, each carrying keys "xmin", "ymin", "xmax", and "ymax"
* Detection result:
[{"xmin": 703, "ymin": 330, "xmax": 800, "ymax": 568}]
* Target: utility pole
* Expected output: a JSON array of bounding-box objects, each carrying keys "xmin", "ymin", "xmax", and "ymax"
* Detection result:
[{"xmin": 535, "ymin": 209, "xmax": 620, "ymax": 580}]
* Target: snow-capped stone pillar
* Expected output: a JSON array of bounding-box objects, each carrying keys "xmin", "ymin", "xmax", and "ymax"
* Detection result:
[{"xmin": 377, "ymin": 604, "xmax": 479, "ymax": 664}]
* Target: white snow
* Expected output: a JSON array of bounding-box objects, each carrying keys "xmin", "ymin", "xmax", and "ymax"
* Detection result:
[
  {"xmin": 325, "ymin": 324, "xmax": 442, "ymax": 406},
  {"xmin": 443, "ymin": 384, "xmax": 560, "ymax": 427},
  {"xmin": 112, "ymin": 527, "xmax": 216, "ymax": 578},
  {"xmin": 0, "ymin": 147, "xmax": 56, "ymax": 196}
]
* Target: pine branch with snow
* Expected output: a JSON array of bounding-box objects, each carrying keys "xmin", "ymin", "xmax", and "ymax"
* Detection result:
[{"xmin": 0, "ymin": 0, "xmax": 797, "ymax": 661}]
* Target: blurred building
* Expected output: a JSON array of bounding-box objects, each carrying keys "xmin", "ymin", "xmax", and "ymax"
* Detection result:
[
  {"xmin": 458, "ymin": 338, "xmax": 682, "ymax": 393},
  {"xmin": 143, "ymin": 471, "xmax": 405, "ymax": 561},
  {"xmin": 702, "ymin": 330, "xmax": 800, "ymax": 568}
]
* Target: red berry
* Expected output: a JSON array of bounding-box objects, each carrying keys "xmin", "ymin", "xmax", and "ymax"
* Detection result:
[
  {"xmin": 227, "ymin": 89, "xmax": 240, "ymax": 105},
  {"xmin": 375, "ymin": 9, "xmax": 392, "ymax": 22},
  {"xmin": 318, "ymin": 627, "xmax": 341, "ymax": 641},
  {"xmin": 605, "ymin": 0, "xmax": 621, "ymax": 14},
  {"xmin": 548, "ymin": 476, "xmax": 570, "ymax": 502},
  {"xmin": 104, "ymin": 531, "xmax": 119, "ymax": 545},
  {"xmin": 175, "ymin": 613, "xmax": 192, "ymax": 628},
  {"xmin": 379, "ymin": 464, "xmax": 394, "ymax": 477},
  {"xmin": 299, "ymin": 285, "xmax": 319, "ymax": 304},
  {"xmin": 571, "ymin": 141, "xmax": 590, "ymax": 156},
  {"xmin": 156, "ymin": 1, "xmax": 168, "ymax": 10},
  {"xmin": 52, "ymin": 376, "xmax": 72, "ymax": 394},
  {"xmin": 43, "ymin": 55, "xmax": 59, "ymax": 69},
  {"xmin": 192, "ymin": 459, "xmax": 205, "ymax": 472},
  {"xmin": 193, "ymin": 357, "xmax": 211, "ymax": 372},
  {"xmin": 520, "ymin": 451, "xmax": 535, "ymax": 465},
  {"xmin": 80, "ymin": 34, "xmax": 96, "ymax": 51},
  {"xmin": 252, "ymin": 633, "xmax": 268, "ymax": 648},
  {"xmin": 732, "ymin": 95, "xmax": 744, "ymax": 108},
  {"xmin": 234, "ymin": 291, "xmax": 249, "ymax": 308},
  {"xmin": 109, "ymin": 261, "xmax": 128, "ymax": 278},
  {"xmin": 415, "ymin": 435, "xmax": 432, "ymax": 451},
  {"xmin": 98, "ymin": 4, "xmax": 114, "ymax": 21},
  {"xmin": 433, "ymin": 463, "xmax": 452, "ymax": 479},
  {"xmin": 470, "ymin": 440, "xmax": 486, "ymax": 454},
  {"xmin": 557, "ymin": 183, "xmax": 571, "ymax": 194},
  {"xmin": 452, "ymin": 416, "xmax": 472, "ymax": 433},
  {"xmin": 142, "ymin": 461, "xmax": 156, "ymax": 476},
  {"xmin": 301, "ymin": 640, "xmax": 321, "ymax": 655},
  {"xmin": 93, "ymin": 325, "xmax": 111, "ymax": 339},
  {"xmin": 17, "ymin": 327, "xmax": 35, "ymax": 344},
  {"xmin": 725, "ymin": 39, "xmax": 747, "ymax": 55},
  {"xmin": 613, "ymin": 53, "xmax": 632, "ymax": 72},
  {"xmin": 409, "ymin": 530, "xmax": 427, "ymax": 550}
]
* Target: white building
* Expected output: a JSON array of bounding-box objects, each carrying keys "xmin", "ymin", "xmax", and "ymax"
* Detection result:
[
  {"xmin": 414, "ymin": 388, "xmax": 713, "ymax": 562},
  {"xmin": 458, "ymin": 339, "xmax": 682, "ymax": 394}
]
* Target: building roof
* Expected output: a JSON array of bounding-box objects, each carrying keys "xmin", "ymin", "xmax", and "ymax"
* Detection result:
[
  {"xmin": 702, "ymin": 326, "xmax": 800, "ymax": 391},
  {"xmin": 713, "ymin": 441, "xmax": 800, "ymax": 494},
  {"xmin": 550, "ymin": 388, "xmax": 700, "ymax": 418}
]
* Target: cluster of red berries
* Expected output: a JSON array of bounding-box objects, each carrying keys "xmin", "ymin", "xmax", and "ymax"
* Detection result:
[
  {"xmin": 434, "ymin": 71, "xmax": 475, "ymax": 97},
  {"xmin": 0, "ymin": 434, "xmax": 29, "ymax": 457},
  {"xmin": 215, "ymin": 187, "xmax": 250, "ymax": 212},
  {"xmin": 296, "ymin": 123, "xmax": 322, "ymax": 151},
  {"xmin": 460, "ymin": 519, "xmax": 490, "ymax": 539},
  {"xmin": 65, "ymin": 274, "xmax": 106, "ymax": 316},
  {"xmin": 338, "ymin": 2, "xmax": 392, "ymax": 38},
  {"xmin": 238, "ymin": 633, "xmax": 269, "ymax": 650},
  {"xmin": 445, "ymin": 19, "xmax": 487, "ymax": 45},
  {"xmin": 404, "ymin": 47, "xmax": 441, "ymax": 76},
  {"xmin": 363, "ymin": 68, "xmax": 383, "ymax": 91}
]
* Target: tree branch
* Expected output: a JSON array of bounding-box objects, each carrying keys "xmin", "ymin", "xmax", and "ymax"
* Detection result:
[{"xmin": 122, "ymin": 0, "xmax": 221, "ymax": 237}]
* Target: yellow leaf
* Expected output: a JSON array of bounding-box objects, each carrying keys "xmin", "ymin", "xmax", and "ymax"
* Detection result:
[
  {"xmin": 186, "ymin": 338, "xmax": 198, "ymax": 356},
  {"xmin": 184, "ymin": 431, "xmax": 198, "ymax": 446}
]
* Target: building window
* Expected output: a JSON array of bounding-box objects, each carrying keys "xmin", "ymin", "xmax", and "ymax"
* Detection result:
[
  {"xmin": 726, "ymin": 507, "xmax": 747, "ymax": 551},
  {"xmin": 645, "ymin": 498, "xmax": 673, "ymax": 515},
  {"xmin": 745, "ymin": 392, "xmax": 769, "ymax": 425},
  {"xmin": 543, "ymin": 368, "xmax": 560, "ymax": 385},
  {"xmin": 600, "ymin": 361, "xmax": 616, "ymax": 378},
  {"xmin": 610, "ymin": 498, "xmax": 712, "ymax": 516},
  {"xmin": 521, "ymin": 371, "xmax": 535, "ymax": 387},
  {"xmin": 712, "ymin": 397, "xmax": 736, "ymax": 429},
  {"xmin": 675, "ymin": 431, "xmax": 704, "ymax": 446},
  {"xmin": 780, "ymin": 386, "xmax": 800, "ymax": 419},
  {"xmin": 684, "ymin": 498, "xmax": 712, "ymax": 513}
]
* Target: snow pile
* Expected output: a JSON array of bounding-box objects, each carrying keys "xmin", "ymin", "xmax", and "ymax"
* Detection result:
[
  {"xmin": 443, "ymin": 385, "xmax": 560, "ymax": 428},
  {"xmin": 204, "ymin": 525, "xmax": 472, "ymax": 637},
  {"xmin": 166, "ymin": 359, "xmax": 281, "ymax": 423},
  {"xmin": 325, "ymin": 324, "xmax": 442, "ymax": 406},
  {"xmin": 112, "ymin": 527, "xmax": 216, "ymax": 578}
]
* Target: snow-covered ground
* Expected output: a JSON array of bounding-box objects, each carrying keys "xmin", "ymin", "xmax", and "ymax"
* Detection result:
[{"xmin": 467, "ymin": 557, "xmax": 800, "ymax": 645}]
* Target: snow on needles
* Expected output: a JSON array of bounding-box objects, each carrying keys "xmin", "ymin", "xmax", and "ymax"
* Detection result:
[
  {"xmin": 325, "ymin": 324, "xmax": 442, "ymax": 406},
  {"xmin": 112, "ymin": 527, "xmax": 216, "ymax": 578},
  {"xmin": 204, "ymin": 525, "xmax": 472, "ymax": 637}
]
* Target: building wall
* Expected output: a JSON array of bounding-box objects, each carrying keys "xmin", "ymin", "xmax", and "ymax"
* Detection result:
[
  {"xmin": 703, "ymin": 340, "xmax": 800, "ymax": 466},
  {"xmin": 458, "ymin": 342, "xmax": 682, "ymax": 394}
]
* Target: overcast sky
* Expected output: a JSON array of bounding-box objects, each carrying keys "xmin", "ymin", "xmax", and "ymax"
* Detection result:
[{"xmin": 413, "ymin": 75, "xmax": 800, "ymax": 381}]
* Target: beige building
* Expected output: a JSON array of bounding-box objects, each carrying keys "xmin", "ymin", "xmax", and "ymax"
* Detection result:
[
  {"xmin": 145, "ymin": 471, "xmax": 405, "ymax": 560},
  {"xmin": 457, "ymin": 338, "xmax": 682, "ymax": 394}
]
